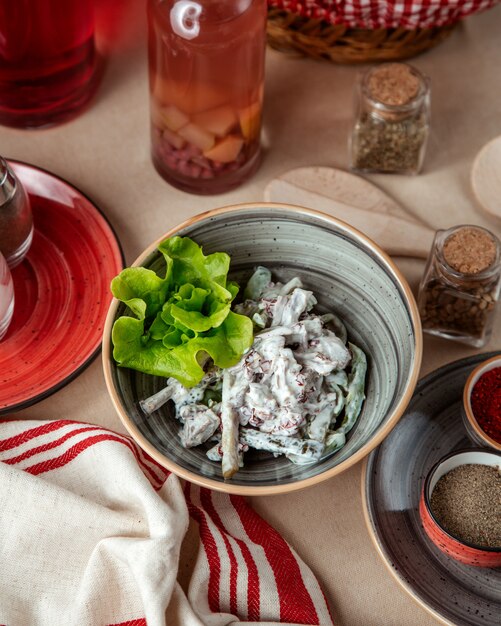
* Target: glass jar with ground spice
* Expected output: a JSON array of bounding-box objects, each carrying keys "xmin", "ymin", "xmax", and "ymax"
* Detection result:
[
  {"xmin": 418, "ymin": 225, "xmax": 501, "ymax": 347},
  {"xmin": 0, "ymin": 157, "xmax": 33, "ymax": 268},
  {"xmin": 349, "ymin": 62, "xmax": 430, "ymax": 175}
]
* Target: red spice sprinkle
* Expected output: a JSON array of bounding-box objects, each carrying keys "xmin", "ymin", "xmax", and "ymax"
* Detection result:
[{"xmin": 471, "ymin": 367, "xmax": 501, "ymax": 444}]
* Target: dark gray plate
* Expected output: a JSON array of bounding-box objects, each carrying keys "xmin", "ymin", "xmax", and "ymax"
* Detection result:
[{"xmin": 363, "ymin": 352, "xmax": 501, "ymax": 626}]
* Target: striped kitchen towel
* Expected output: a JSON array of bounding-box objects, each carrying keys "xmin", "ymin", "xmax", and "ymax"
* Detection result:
[{"xmin": 0, "ymin": 419, "xmax": 334, "ymax": 626}]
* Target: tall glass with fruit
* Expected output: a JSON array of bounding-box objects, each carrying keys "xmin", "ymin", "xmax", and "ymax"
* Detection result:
[{"xmin": 147, "ymin": 0, "xmax": 267, "ymax": 194}]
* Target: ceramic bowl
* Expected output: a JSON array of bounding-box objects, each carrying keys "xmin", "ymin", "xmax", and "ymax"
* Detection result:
[
  {"xmin": 462, "ymin": 354, "xmax": 501, "ymax": 452},
  {"xmin": 103, "ymin": 203, "xmax": 422, "ymax": 495},
  {"xmin": 420, "ymin": 449, "xmax": 501, "ymax": 567}
]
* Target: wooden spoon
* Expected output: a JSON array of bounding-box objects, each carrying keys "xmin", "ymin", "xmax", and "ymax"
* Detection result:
[
  {"xmin": 264, "ymin": 167, "xmax": 435, "ymax": 259},
  {"xmin": 471, "ymin": 135, "xmax": 501, "ymax": 220}
]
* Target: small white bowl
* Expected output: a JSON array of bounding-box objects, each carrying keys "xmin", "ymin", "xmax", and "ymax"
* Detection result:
[{"xmin": 462, "ymin": 354, "xmax": 501, "ymax": 452}]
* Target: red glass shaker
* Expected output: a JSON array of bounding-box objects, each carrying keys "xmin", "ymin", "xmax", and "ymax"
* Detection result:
[{"xmin": 147, "ymin": 0, "xmax": 267, "ymax": 195}]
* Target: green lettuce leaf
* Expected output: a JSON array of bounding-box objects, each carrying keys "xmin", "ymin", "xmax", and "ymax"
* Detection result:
[{"xmin": 111, "ymin": 236, "xmax": 253, "ymax": 387}]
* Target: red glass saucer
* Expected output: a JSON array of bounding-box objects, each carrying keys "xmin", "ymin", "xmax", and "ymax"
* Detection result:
[{"xmin": 0, "ymin": 161, "xmax": 124, "ymax": 414}]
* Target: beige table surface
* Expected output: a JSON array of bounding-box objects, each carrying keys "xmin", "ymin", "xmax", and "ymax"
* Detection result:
[{"xmin": 2, "ymin": 3, "xmax": 501, "ymax": 625}]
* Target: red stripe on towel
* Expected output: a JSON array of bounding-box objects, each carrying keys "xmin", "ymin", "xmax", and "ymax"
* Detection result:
[
  {"xmin": 22, "ymin": 433, "xmax": 163, "ymax": 488},
  {"xmin": 200, "ymin": 489, "xmax": 239, "ymax": 616},
  {"xmin": 201, "ymin": 490, "xmax": 261, "ymax": 620},
  {"xmin": 0, "ymin": 420, "xmax": 75, "ymax": 452},
  {"xmin": 235, "ymin": 530, "xmax": 261, "ymax": 621},
  {"xmin": 0, "ymin": 421, "xmax": 169, "ymax": 489},
  {"xmin": 129, "ymin": 443, "xmax": 170, "ymax": 487},
  {"xmin": 230, "ymin": 494, "xmax": 319, "ymax": 625},
  {"xmin": 2, "ymin": 425, "xmax": 105, "ymax": 464},
  {"xmin": 134, "ymin": 441, "xmax": 172, "ymax": 475},
  {"xmin": 105, "ymin": 617, "xmax": 147, "ymax": 626},
  {"xmin": 185, "ymin": 483, "xmax": 221, "ymax": 612}
]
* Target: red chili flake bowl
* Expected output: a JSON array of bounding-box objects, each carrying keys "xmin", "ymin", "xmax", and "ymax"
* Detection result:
[
  {"xmin": 462, "ymin": 354, "xmax": 501, "ymax": 452},
  {"xmin": 420, "ymin": 449, "xmax": 501, "ymax": 568}
]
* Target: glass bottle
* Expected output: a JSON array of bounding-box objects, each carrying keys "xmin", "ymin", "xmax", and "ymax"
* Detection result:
[
  {"xmin": 418, "ymin": 225, "xmax": 501, "ymax": 348},
  {"xmin": 350, "ymin": 62, "xmax": 430, "ymax": 175},
  {"xmin": 0, "ymin": 0, "xmax": 97, "ymax": 129},
  {"xmin": 147, "ymin": 0, "xmax": 267, "ymax": 195},
  {"xmin": 0, "ymin": 158, "xmax": 33, "ymax": 268},
  {"xmin": 0, "ymin": 250, "xmax": 14, "ymax": 341}
]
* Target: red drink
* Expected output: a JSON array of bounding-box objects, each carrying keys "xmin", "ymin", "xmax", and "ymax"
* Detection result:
[
  {"xmin": 0, "ymin": 0, "xmax": 96, "ymax": 128},
  {"xmin": 148, "ymin": 0, "xmax": 267, "ymax": 194}
]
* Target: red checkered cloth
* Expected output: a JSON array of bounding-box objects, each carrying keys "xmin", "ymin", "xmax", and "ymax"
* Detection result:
[{"xmin": 268, "ymin": 0, "xmax": 500, "ymax": 29}]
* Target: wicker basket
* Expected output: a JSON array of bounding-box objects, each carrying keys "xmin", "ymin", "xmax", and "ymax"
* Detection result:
[{"xmin": 267, "ymin": 8, "xmax": 457, "ymax": 64}]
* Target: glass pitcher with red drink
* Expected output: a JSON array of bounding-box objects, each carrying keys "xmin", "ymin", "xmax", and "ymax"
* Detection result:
[
  {"xmin": 0, "ymin": 0, "xmax": 96, "ymax": 128},
  {"xmin": 148, "ymin": 0, "xmax": 267, "ymax": 194}
]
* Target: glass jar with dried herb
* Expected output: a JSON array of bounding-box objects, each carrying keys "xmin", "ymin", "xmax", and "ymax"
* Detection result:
[
  {"xmin": 350, "ymin": 63, "xmax": 430, "ymax": 175},
  {"xmin": 418, "ymin": 225, "xmax": 501, "ymax": 347}
]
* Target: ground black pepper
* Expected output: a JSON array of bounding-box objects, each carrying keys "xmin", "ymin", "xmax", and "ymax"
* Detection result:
[{"xmin": 430, "ymin": 464, "xmax": 501, "ymax": 548}]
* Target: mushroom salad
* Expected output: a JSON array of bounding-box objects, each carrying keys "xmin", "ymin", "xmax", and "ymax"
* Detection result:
[{"xmin": 141, "ymin": 266, "xmax": 367, "ymax": 479}]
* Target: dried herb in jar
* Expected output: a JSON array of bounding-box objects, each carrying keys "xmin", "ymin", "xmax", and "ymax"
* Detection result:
[
  {"xmin": 430, "ymin": 464, "xmax": 501, "ymax": 548},
  {"xmin": 350, "ymin": 62, "xmax": 430, "ymax": 175},
  {"xmin": 418, "ymin": 225, "xmax": 501, "ymax": 348}
]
